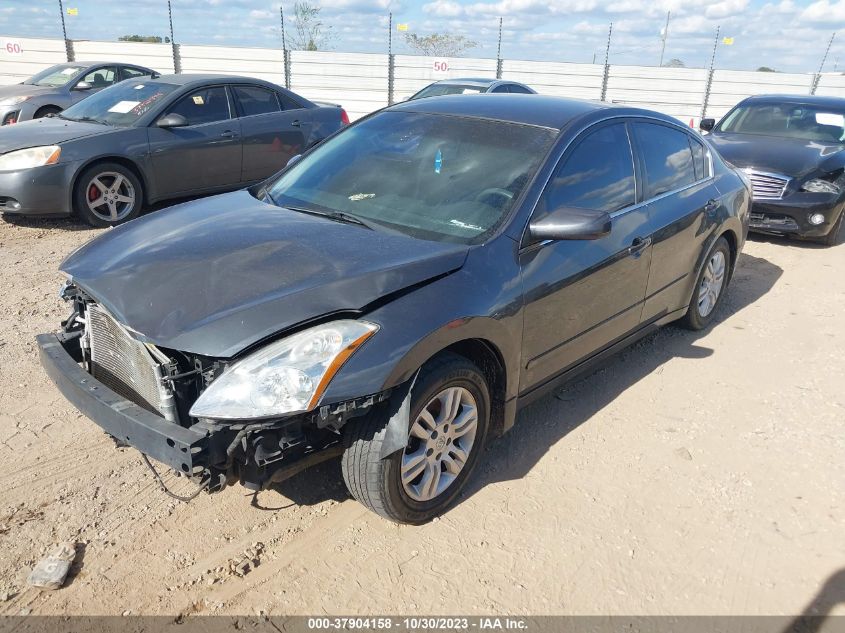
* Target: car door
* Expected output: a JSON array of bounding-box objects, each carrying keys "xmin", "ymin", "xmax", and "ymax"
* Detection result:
[
  {"xmin": 629, "ymin": 120, "xmax": 722, "ymax": 322},
  {"xmin": 519, "ymin": 120, "xmax": 653, "ymax": 391},
  {"xmin": 147, "ymin": 85, "xmax": 243, "ymax": 197},
  {"xmin": 231, "ymin": 84, "xmax": 306, "ymax": 183}
]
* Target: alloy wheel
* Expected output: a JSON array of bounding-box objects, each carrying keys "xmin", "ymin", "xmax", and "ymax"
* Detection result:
[
  {"xmin": 400, "ymin": 386, "xmax": 479, "ymax": 502},
  {"xmin": 86, "ymin": 172, "xmax": 136, "ymax": 223},
  {"xmin": 698, "ymin": 250, "xmax": 726, "ymax": 317}
]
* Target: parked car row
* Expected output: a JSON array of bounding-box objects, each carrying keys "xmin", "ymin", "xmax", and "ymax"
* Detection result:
[{"xmin": 0, "ymin": 59, "xmax": 839, "ymax": 524}]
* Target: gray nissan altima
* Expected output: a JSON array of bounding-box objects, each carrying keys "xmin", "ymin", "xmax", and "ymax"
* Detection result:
[
  {"xmin": 0, "ymin": 73, "xmax": 348, "ymax": 226},
  {"xmin": 0, "ymin": 61, "xmax": 156, "ymax": 125}
]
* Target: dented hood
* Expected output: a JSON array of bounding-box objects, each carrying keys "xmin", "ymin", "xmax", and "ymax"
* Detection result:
[{"xmin": 61, "ymin": 190, "xmax": 468, "ymax": 357}]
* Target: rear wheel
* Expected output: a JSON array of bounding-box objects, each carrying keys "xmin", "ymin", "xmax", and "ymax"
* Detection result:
[
  {"xmin": 341, "ymin": 353, "xmax": 490, "ymax": 524},
  {"xmin": 73, "ymin": 162, "xmax": 143, "ymax": 227},
  {"xmin": 680, "ymin": 236, "xmax": 731, "ymax": 330}
]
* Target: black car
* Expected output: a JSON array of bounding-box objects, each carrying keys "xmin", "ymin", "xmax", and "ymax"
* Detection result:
[
  {"xmin": 701, "ymin": 94, "xmax": 845, "ymax": 245},
  {"xmin": 38, "ymin": 95, "xmax": 749, "ymax": 524},
  {"xmin": 0, "ymin": 74, "xmax": 348, "ymax": 226},
  {"xmin": 0, "ymin": 61, "xmax": 157, "ymax": 125}
]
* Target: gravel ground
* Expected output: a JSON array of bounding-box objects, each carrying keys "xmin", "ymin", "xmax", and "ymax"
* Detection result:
[{"xmin": 0, "ymin": 212, "xmax": 842, "ymax": 617}]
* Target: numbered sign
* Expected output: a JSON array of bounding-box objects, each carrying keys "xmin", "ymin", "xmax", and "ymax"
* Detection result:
[
  {"xmin": 432, "ymin": 59, "xmax": 449, "ymax": 76},
  {"xmin": 1, "ymin": 40, "xmax": 24, "ymax": 56}
]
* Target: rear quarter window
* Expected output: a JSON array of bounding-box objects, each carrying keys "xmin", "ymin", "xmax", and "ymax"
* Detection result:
[{"xmin": 632, "ymin": 122, "xmax": 696, "ymax": 198}]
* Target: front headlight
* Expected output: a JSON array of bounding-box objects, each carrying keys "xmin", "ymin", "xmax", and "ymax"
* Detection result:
[
  {"xmin": 802, "ymin": 178, "xmax": 842, "ymax": 194},
  {"xmin": 189, "ymin": 320, "xmax": 379, "ymax": 420},
  {"xmin": 0, "ymin": 95, "xmax": 31, "ymax": 107},
  {"xmin": 0, "ymin": 145, "xmax": 61, "ymax": 171}
]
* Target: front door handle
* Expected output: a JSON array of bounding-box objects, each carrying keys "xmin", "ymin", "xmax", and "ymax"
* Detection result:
[
  {"xmin": 220, "ymin": 130, "xmax": 237, "ymax": 138},
  {"xmin": 629, "ymin": 236, "xmax": 652, "ymax": 257},
  {"xmin": 291, "ymin": 119, "xmax": 301, "ymax": 128}
]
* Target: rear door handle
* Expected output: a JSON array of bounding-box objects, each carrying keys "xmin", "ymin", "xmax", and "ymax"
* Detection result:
[
  {"xmin": 220, "ymin": 130, "xmax": 237, "ymax": 138},
  {"xmin": 628, "ymin": 236, "xmax": 652, "ymax": 257},
  {"xmin": 291, "ymin": 119, "xmax": 301, "ymax": 128}
]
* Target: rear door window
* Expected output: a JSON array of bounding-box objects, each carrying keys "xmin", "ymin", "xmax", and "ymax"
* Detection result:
[
  {"xmin": 537, "ymin": 122, "xmax": 636, "ymax": 214},
  {"xmin": 689, "ymin": 137, "xmax": 710, "ymax": 180},
  {"xmin": 122, "ymin": 66, "xmax": 152, "ymax": 81},
  {"xmin": 232, "ymin": 85, "xmax": 280, "ymax": 117},
  {"xmin": 632, "ymin": 122, "xmax": 696, "ymax": 198},
  {"xmin": 168, "ymin": 86, "xmax": 231, "ymax": 126},
  {"xmin": 508, "ymin": 84, "xmax": 533, "ymax": 94}
]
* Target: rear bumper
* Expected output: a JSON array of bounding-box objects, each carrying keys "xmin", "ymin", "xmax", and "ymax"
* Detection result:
[
  {"xmin": 0, "ymin": 162, "xmax": 77, "ymax": 216},
  {"xmin": 37, "ymin": 333, "xmax": 209, "ymax": 475},
  {"xmin": 750, "ymin": 194, "xmax": 845, "ymax": 238}
]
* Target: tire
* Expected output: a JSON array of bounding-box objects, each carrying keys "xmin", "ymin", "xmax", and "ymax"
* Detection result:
[
  {"xmin": 34, "ymin": 106, "xmax": 61, "ymax": 119},
  {"xmin": 73, "ymin": 162, "xmax": 143, "ymax": 227},
  {"xmin": 820, "ymin": 210, "xmax": 844, "ymax": 247},
  {"xmin": 341, "ymin": 352, "xmax": 491, "ymax": 524},
  {"xmin": 680, "ymin": 236, "xmax": 732, "ymax": 330}
]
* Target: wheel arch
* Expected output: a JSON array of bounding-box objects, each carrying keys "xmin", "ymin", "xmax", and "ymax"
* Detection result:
[
  {"xmin": 33, "ymin": 104, "xmax": 63, "ymax": 118},
  {"xmin": 69, "ymin": 155, "xmax": 150, "ymax": 213}
]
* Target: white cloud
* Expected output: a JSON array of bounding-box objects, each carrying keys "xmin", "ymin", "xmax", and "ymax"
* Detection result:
[
  {"xmin": 800, "ymin": 0, "xmax": 845, "ymax": 24},
  {"xmin": 705, "ymin": 0, "xmax": 750, "ymax": 19}
]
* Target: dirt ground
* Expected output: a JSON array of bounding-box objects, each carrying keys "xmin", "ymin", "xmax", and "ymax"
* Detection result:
[{"xmin": 0, "ymin": 213, "xmax": 842, "ymax": 618}]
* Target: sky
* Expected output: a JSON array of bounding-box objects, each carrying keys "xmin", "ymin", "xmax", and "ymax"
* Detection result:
[{"xmin": 2, "ymin": 0, "xmax": 845, "ymax": 73}]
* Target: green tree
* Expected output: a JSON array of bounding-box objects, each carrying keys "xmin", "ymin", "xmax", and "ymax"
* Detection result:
[
  {"xmin": 663, "ymin": 58, "xmax": 686, "ymax": 68},
  {"xmin": 757, "ymin": 66, "xmax": 777, "ymax": 72},
  {"xmin": 292, "ymin": 2, "xmax": 332, "ymax": 51},
  {"xmin": 403, "ymin": 32, "xmax": 478, "ymax": 57},
  {"xmin": 118, "ymin": 35, "xmax": 166, "ymax": 43}
]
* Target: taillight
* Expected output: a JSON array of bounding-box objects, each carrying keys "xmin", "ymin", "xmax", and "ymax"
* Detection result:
[{"xmin": 340, "ymin": 109, "xmax": 350, "ymax": 125}]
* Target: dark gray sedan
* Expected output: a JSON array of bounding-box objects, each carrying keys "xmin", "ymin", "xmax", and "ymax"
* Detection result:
[
  {"xmin": 408, "ymin": 77, "xmax": 536, "ymax": 100},
  {"xmin": 0, "ymin": 74, "xmax": 348, "ymax": 226},
  {"xmin": 0, "ymin": 61, "xmax": 156, "ymax": 125}
]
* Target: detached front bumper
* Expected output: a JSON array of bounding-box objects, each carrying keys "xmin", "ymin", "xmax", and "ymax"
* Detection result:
[
  {"xmin": 0, "ymin": 162, "xmax": 77, "ymax": 216},
  {"xmin": 37, "ymin": 333, "xmax": 210, "ymax": 475},
  {"xmin": 750, "ymin": 193, "xmax": 845, "ymax": 238}
]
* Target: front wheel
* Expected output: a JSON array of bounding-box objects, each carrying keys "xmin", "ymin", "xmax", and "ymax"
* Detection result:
[
  {"xmin": 680, "ymin": 236, "xmax": 731, "ymax": 330},
  {"xmin": 73, "ymin": 162, "xmax": 143, "ymax": 227},
  {"xmin": 341, "ymin": 353, "xmax": 490, "ymax": 524}
]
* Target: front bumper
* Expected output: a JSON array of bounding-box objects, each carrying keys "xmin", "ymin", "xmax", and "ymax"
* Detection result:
[
  {"xmin": 0, "ymin": 161, "xmax": 77, "ymax": 216},
  {"xmin": 37, "ymin": 333, "xmax": 210, "ymax": 475},
  {"xmin": 750, "ymin": 193, "xmax": 845, "ymax": 238}
]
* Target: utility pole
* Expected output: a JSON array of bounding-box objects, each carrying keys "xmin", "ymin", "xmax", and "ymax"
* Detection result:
[
  {"xmin": 600, "ymin": 22, "xmax": 612, "ymax": 101},
  {"xmin": 701, "ymin": 26, "xmax": 720, "ymax": 119},
  {"xmin": 387, "ymin": 11, "xmax": 394, "ymax": 106},
  {"xmin": 496, "ymin": 16, "xmax": 503, "ymax": 79},
  {"xmin": 812, "ymin": 32, "xmax": 836, "ymax": 95},
  {"xmin": 658, "ymin": 10, "xmax": 670, "ymax": 68},
  {"xmin": 57, "ymin": 0, "xmax": 73, "ymax": 61},
  {"xmin": 168, "ymin": 0, "xmax": 180, "ymax": 73},
  {"xmin": 280, "ymin": 4, "xmax": 290, "ymax": 89}
]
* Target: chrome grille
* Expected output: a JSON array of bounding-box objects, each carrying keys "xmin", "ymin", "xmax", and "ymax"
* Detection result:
[
  {"xmin": 745, "ymin": 169, "xmax": 789, "ymax": 200},
  {"xmin": 87, "ymin": 304, "xmax": 163, "ymax": 416}
]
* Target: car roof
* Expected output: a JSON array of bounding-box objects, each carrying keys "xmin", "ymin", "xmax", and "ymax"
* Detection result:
[
  {"xmin": 741, "ymin": 94, "xmax": 845, "ymax": 109},
  {"xmin": 146, "ymin": 73, "xmax": 278, "ymax": 88},
  {"xmin": 432, "ymin": 78, "xmax": 501, "ymax": 88},
  {"xmin": 66, "ymin": 61, "xmax": 152, "ymax": 69},
  {"xmin": 388, "ymin": 94, "xmax": 676, "ymax": 130}
]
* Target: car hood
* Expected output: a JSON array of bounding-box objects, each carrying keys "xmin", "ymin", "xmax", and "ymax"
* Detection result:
[
  {"xmin": 61, "ymin": 190, "xmax": 470, "ymax": 358},
  {"xmin": 0, "ymin": 84, "xmax": 52, "ymax": 103},
  {"xmin": 708, "ymin": 132, "xmax": 845, "ymax": 179},
  {"xmin": 0, "ymin": 116, "xmax": 108, "ymax": 153}
]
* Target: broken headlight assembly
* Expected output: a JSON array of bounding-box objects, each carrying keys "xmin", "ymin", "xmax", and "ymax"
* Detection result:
[{"xmin": 189, "ymin": 320, "xmax": 378, "ymax": 420}]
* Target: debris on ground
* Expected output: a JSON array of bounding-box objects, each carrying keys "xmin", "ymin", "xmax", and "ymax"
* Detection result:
[{"xmin": 26, "ymin": 542, "xmax": 77, "ymax": 590}]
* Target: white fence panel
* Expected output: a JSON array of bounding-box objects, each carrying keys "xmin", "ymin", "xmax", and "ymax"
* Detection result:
[
  {"xmin": 707, "ymin": 70, "xmax": 814, "ymax": 119},
  {"xmin": 393, "ymin": 55, "xmax": 497, "ymax": 101},
  {"xmin": 0, "ymin": 36, "xmax": 67, "ymax": 85},
  {"xmin": 180, "ymin": 44, "xmax": 284, "ymax": 84},
  {"xmin": 607, "ymin": 65, "xmax": 708, "ymax": 126},
  {"xmin": 815, "ymin": 73, "xmax": 845, "ymax": 98},
  {"xmin": 73, "ymin": 40, "xmax": 175, "ymax": 75},
  {"xmin": 501, "ymin": 59, "xmax": 603, "ymax": 101},
  {"xmin": 290, "ymin": 50, "xmax": 387, "ymax": 120}
]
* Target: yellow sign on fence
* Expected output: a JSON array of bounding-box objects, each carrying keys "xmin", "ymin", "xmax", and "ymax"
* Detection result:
[
  {"xmin": 397, "ymin": 23, "xmax": 409, "ymax": 31},
  {"xmin": 722, "ymin": 36, "xmax": 734, "ymax": 45},
  {"xmin": 66, "ymin": 7, "xmax": 78, "ymax": 15}
]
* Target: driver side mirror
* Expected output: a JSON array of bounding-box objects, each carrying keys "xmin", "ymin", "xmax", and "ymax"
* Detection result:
[
  {"xmin": 156, "ymin": 113, "xmax": 188, "ymax": 128},
  {"xmin": 699, "ymin": 118, "xmax": 715, "ymax": 132},
  {"xmin": 528, "ymin": 206, "xmax": 611, "ymax": 242},
  {"xmin": 74, "ymin": 81, "xmax": 92, "ymax": 91}
]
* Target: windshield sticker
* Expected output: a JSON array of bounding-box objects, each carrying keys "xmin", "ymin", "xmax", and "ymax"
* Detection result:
[
  {"xmin": 108, "ymin": 100, "xmax": 141, "ymax": 114},
  {"xmin": 348, "ymin": 193, "xmax": 375, "ymax": 201},
  {"xmin": 450, "ymin": 219, "xmax": 482, "ymax": 231},
  {"xmin": 134, "ymin": 84, "xmax": 145, "ymax": 90},
  {"xmin": 434, "ymin": 148, "xmax": 442, "ymax": 174},
  {"xmin": 192, "ymin": 95, "xmax": 204, "ymax": 105},
  {"xmin": 130, "ymin": 92, "xmax": 165, "ymax": 116},
  {"xmin": 816, "ymin": 112, "xmax": 845, "ymax": 127}
]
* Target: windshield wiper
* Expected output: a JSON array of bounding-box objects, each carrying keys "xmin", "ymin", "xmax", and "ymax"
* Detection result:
[
  {"xmin": 283, "ymin": 205, "xmax": 377, "ymax": 231},
  {"xmin": 61, "ymin": 115, "xmax": 108, "ymax": 125}
]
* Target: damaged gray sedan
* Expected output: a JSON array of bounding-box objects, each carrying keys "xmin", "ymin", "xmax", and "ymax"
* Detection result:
[{"xmin": 38, "ymin": 95, "xmax": 748, "ymax": 523}]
